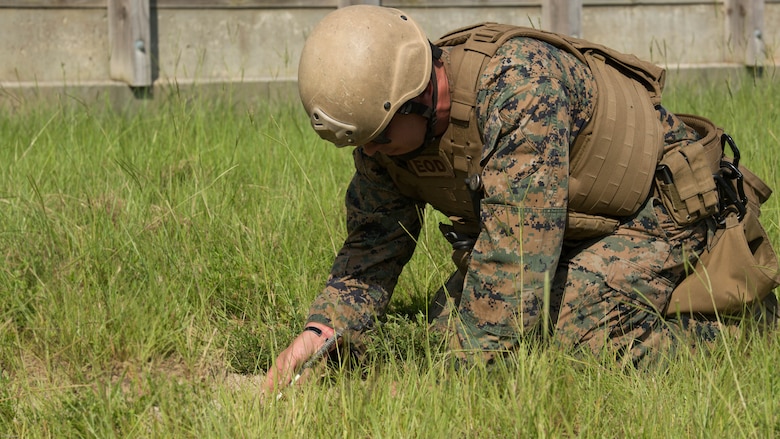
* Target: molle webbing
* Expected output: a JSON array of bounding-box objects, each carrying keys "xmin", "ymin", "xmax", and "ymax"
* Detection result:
[
  {"xmin": 436, "ymin": 23, "xmax": 666, "ymax": 124},
  {"xmin": 435, "ymin": 23, "xmax": 667, "ymax": 218},
  {"xmin": 567, "ymin": 52, "xmax": 663, "ymax": 216}
]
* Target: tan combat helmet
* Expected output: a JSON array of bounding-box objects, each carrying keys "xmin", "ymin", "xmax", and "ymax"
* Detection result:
[{"xmin": 298, "ymin": 5, "xmax": 432, "ymax": 147}]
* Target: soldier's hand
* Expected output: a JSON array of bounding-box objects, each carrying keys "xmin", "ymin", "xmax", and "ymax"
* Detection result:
[{"xmin": 261, "ymin": 322, "xmax": 334, "ymax": 398}]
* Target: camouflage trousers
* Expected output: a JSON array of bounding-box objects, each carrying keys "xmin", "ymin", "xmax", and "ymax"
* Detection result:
[{"xmin": 432, "ymin": 195, "xmax": 731, "ymax": 366}]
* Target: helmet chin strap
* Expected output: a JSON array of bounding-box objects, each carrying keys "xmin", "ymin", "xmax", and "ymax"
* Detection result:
[{"xmin": 424, "ymin": 42, "xmax": 442, "ymax": 146}]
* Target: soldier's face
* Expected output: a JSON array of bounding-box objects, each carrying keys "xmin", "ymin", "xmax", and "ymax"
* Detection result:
[{"xmin": 361, "ymin": 113, "xmax": 427, "ymax": 157}]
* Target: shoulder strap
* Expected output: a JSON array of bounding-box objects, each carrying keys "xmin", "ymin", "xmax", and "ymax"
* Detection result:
[{"xmin": 436, "ymin": 23, "xmax": 666, "ymax": 108}]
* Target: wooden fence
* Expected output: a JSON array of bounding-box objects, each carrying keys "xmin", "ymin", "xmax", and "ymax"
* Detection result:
[{"xmin": 0, "ymin": 0, "xmax": 775, "ymax": 90}]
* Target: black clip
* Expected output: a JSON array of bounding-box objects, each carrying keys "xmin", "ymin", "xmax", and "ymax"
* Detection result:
[
  {"xmin": 713, "ymin": 173, "xmax": 747, "ymax": 225},
  {"xmin": 440, "ymin": 223, "xmax": 477, "ymax": 251},
  {"xmin": 713, "ymin": 133, "xmax": 747, "ymax": 225},
  {"xmin": 721, "ymin": 133, "xmax": 741, "ymax": 168},
  {"xmin": 655, "ymin": 164, "xmax": 673, "ymax": 184}
]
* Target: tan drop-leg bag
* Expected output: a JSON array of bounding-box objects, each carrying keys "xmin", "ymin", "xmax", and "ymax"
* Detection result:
[{"xmin": 665, "ymin": 120, "xmax": 780, "ymax": 315}]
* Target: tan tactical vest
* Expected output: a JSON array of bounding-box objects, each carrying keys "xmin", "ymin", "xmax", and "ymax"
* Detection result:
[
  {"xmin": 375, "ymin": 23, "xmax": 780, "ymax": 315},
  {"xmin": 375, "ymin": 23, "xmax": 670, "ymax": 239}
]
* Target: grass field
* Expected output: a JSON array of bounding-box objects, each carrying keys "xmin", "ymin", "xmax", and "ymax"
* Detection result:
[{"xmin": 1, "ymin": 71, "xmax": 779, "ymax": 437}]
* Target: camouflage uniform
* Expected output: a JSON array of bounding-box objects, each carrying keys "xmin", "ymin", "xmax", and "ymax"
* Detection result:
[{"xmin": 306, "ymin": 36, "xmax": 720, "ymax": 365}]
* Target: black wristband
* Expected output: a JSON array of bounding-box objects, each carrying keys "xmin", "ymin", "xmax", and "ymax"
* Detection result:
[{"xmin": 303, "ymin": 326, "xmax": 323, "ymax": 337}]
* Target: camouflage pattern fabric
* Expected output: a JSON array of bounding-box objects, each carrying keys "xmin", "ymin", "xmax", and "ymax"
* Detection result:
[
  {"xmin": 306, "ymin": 36, "xmax": 723, "ymax": 365},
  {"xmin": 548, "ymin": 193, "xmax": 720, "ymax": 365},
  {"xmin": 306, "ymin": 148, "xmax": 425, "ymax": 335}
]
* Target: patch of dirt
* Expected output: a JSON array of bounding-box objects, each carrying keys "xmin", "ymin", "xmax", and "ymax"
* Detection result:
[{"xmin": 219, "ymin": 371, "xmax": 265, "ymax": 391}]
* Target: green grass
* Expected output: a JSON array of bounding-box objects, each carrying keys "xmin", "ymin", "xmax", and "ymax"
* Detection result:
[{"xmin": 1, "ymin": 70, "xmax": 779, "ymax": 437}]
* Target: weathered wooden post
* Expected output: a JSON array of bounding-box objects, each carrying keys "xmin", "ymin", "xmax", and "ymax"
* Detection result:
[
  {"xmin": 108, "ymin": 0, "xmax": 152, "ymax": 87},
  {"xmin": 724, "ymin": 0, "xmax": 766, "ymax": 69},
  {"xmin": 338, "ymin": 0, "xmax": 380, "ymax": 6},
  {"xmin": 543, "ymin": 0, "xmax": 582, "ymax": 37}
]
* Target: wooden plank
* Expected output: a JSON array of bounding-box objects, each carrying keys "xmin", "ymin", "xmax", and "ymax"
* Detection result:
[
  {"xmin": 0, "ymin": 0, "xmax": 332, "ymax": 7},
  {"xmin": 724, "ymin": 0, "xmax": 766, "ymax": 66},
  {"xmin": 582, "ymin": 0, "xmax": 719, "ymax": 4},
  {"xmin": 746, "ymin": 0, "xmax": 766, "ymax": 66},
  {"xmin": 384, "ymin": 0, "xmax": 538, "ymax": 6},
  {"xmin": 338, "ymin": 0, "xmax": 379, "ymax": 6},
  {"xmin": 543, "ymin": 0, "xmax": 581, "ymax": 36},
  {"xmin": 0, "ymin": 0, "xmax": 104, "ymax": 7},
  {"xmin": 108, "ymin": 0, "xmax": 152, "ymax": 86},
  {"xmin": 152, "ymin": 0, "xmax": 337, "ymax": 7}
]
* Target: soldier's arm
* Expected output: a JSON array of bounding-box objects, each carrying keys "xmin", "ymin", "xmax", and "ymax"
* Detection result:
[
  {"xmin": 455, "ymin": 39, "xmax": 576, "ymax": 355},
  {"xmin": 264, "ymin": 149, "xmax": 423, "ymax": 395},
  {"xmin": 307, "ymin": 148, "xmax": 424, "ymax": 336}
]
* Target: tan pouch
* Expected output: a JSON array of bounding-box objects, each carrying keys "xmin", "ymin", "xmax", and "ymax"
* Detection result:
[
  {"xmin": 655, "ymin": 140, "xmax": 720, "ymax": 226},
  {"xmin": 655, "ymin": 114, "xmax": 726, "ymax": 226},
  {"xmin": 667, "ymin": 165, "xmax": 780, "ymax": 315}
]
